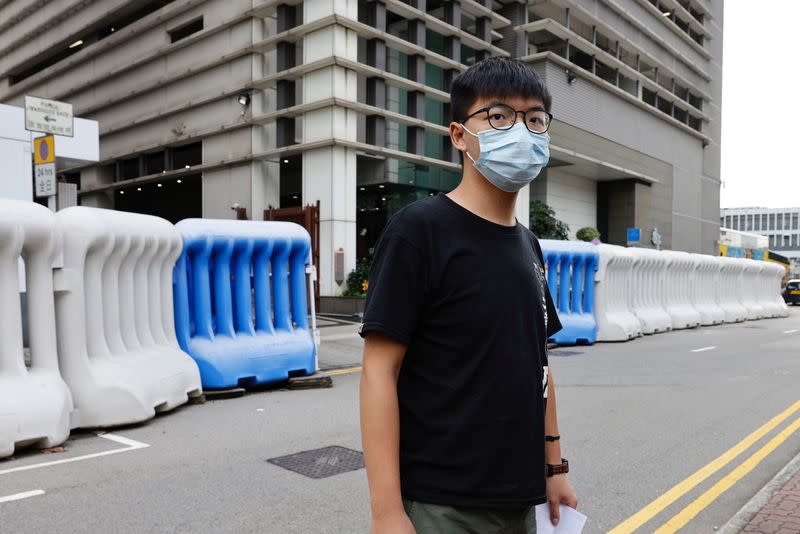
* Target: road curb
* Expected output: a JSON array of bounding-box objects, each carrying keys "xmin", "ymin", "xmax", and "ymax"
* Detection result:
[{"xmin": 718, "ymin": 449, "xmax": 800, "ymax": 534}]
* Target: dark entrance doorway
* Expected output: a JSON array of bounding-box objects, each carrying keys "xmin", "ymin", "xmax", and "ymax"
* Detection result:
[{"xmin": 114, "ymin": 173, "xmax": 202, "ymax": 224}]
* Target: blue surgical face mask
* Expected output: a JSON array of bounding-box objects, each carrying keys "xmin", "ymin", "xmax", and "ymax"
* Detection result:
[{"xmin": 462, "ymin": 122, "xmax": 550, "ymax": 193}]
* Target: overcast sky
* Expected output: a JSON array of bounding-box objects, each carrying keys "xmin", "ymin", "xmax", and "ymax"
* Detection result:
[{"xmin": 720, "ymin": 1, "xmax": 797, "ymax": 208}]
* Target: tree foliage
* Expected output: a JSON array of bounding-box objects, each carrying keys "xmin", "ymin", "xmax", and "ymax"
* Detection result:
[{"xmin": 530, "ymin": 200, "xmax": 570, "ymax": 240}]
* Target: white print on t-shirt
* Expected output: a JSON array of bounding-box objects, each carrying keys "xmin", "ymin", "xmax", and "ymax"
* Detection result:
[{"xmin": 531, "ymin": 260, "xmax": 548, "ymax": 330}]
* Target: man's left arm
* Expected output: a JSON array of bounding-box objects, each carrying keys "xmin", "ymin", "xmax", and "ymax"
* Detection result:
[{"xmin": 545, "ymin": 368, "xmax": 579, "ymax": 526}]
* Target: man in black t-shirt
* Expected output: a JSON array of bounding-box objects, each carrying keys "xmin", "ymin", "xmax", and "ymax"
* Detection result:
[{"xmin": 359, "ymin": 57, "xmax": 579, "ymax": 534}]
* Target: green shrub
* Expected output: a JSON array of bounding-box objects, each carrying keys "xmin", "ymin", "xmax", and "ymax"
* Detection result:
[
  {"xmin": 576, "ymin": 227, "xmax": 601, "ymax": 242},
  {"xmin": 343, "ymin": 256, "xmax": 372, "ymax": 297}
]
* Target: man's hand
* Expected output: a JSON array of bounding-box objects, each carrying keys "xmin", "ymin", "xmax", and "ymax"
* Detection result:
[
  {"xmin": 546, "ymin": 474, "xmax": 578, "ymax": 526},
  {"xmin": 369, "ymin": 512, "xmax": 417, "ymax": 534}
]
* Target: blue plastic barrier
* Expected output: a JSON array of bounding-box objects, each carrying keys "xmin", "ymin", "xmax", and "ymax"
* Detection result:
[
  {"xmin": 173, "ymin": 219, "xmax": 316, "ymax": 389},
  {"xmin": 539, "ymin": 240, "xmax": 599, "ymax": 345}
]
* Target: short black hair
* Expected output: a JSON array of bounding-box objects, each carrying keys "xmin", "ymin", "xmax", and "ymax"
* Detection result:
[{"xmin": 449, "ymin": 57, "xmax": 551, "ymax": 123}]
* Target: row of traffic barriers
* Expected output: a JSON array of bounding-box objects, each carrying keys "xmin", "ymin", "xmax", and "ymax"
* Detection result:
[
  {"xmin": 592, "ymin": 245, "xmax": 788, "ymax": 342},
  {"xmin": 1, "ymin": 200, "xmax": 318, "ymax": 458}
]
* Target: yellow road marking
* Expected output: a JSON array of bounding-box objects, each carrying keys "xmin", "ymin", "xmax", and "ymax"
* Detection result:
[
  {"xmin": 326, "ymin": 366, "xmax": 363, "ymax": 376},
  {"xmin": 609, "ymin": 400, "xmax": 800, "ymax": 534},
  {"xmin": 654, "ymin": 415, "xmax": 800, "ymax": 533}
]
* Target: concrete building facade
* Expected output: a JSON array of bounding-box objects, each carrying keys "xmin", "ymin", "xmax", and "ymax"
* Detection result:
[{"xmin": 0, "ymin": 0, "xmax": 723, "ymax": 299}]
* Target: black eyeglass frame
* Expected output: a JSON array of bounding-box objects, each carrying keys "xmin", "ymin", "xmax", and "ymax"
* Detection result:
[{"xmin": 460, "ymin": 104, "xmax": 553, "ymax": 134}]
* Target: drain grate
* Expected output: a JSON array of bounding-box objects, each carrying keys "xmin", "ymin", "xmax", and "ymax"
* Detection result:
[{"xmin": 267, "ymin": 446, "xmax": 364, "ymax": 479}]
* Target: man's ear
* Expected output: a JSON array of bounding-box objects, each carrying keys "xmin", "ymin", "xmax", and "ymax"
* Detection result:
[{"xmin": 449, "ymin": 122, "xmax": 467, "ymax": 153}]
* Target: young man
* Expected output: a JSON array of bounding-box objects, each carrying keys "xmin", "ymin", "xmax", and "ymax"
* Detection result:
[{"xmin": 359, "ymin": 57, "xmax": 578, "ymax": 534}]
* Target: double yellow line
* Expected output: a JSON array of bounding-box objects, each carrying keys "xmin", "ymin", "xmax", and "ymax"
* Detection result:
[
  {"xmin": 325, "ymin": 366, "xmax": 363, "ymax": 377},
  {"xmin": 610, "ymin": 400, "xmax": 800, "ymax": 534}
]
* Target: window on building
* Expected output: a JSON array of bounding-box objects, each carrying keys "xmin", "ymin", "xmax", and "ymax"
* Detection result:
[
  {"xmin": 770, "ymin": 213, "xmax": 775, "ymax": 230},
  {"xmin": 778, "ymin": 213, "xmax": 784, "ymax": 230},
  {"xmin": 460, "ymin": 11, "xmax": 478, "ymax": 37},
  {"xmin": 746, "ymin": 214, "xmax": 753, "ymax": 231},
  {"xmin": 793, "ymin": 213, "xmax": 799, "ymax": 230},
  {"xmin": 169, "ymin": 17, "xmax": 203, "ymax": 43},
  {"xmin": 754, "ymin": 215, "xmax": 760, "ymax": 231},
  {"xmin": 460, "ymin": 43, "xmax": 479, "ymax": 66},
  {"xmin": 425, "ymin": 29, "xmax": 447, "ymax": 56},
  {"xmin": 762, "ymin": 214, "xmax": 768, "ymax": 230}
]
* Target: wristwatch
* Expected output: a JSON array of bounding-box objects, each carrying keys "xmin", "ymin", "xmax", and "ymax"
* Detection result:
[{"xmin": 546, "ymin": 458, "xmax": 569, "ymax": 477}]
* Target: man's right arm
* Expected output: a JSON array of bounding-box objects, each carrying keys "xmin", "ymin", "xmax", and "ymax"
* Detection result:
[{"xmin": 360, "ymin": 332, "xmax": 416, "ymax": 534}]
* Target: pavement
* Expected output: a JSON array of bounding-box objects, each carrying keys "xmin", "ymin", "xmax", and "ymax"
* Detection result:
[
  {"xmin": 720, "ymin": 449, "xmax": 800, "ymax": 534},
  {"xmin": 0, "ymin": 310, "xmax": 799, "ymax": 533},
  {"xmin": 741, "ymin": 465, "xmax": 800, "ymax": 534}
]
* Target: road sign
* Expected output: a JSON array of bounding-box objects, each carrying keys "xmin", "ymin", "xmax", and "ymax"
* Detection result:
[
  {"xmin": 627, "ymin": 228, "xmax": 641, "ymax": 243},
  {"xmin": 34, "ymin": 163, "xmax": 57, "ymax": 198},
  {"xmin": 25, "ymin": 95, "xmax": 74, "ymax": 137},
  {"xmin": 33, "ymin": 135, "xmax": 55, "ymax": 165}
]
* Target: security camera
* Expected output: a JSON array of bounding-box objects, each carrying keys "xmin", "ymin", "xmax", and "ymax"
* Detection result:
[{"xmin": 231, "ymin": 203, "xmax": 240, "ymax": 210}]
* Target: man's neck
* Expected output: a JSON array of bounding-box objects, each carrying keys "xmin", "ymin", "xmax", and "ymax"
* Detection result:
[{"xmin": 447, "ymin": 169, "xmax": 518, "ymax": 227}]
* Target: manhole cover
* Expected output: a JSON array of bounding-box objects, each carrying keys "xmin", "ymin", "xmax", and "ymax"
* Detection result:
[{"xmin": 267, "ymin": 446, "xmax": 364, "ymax": 479}]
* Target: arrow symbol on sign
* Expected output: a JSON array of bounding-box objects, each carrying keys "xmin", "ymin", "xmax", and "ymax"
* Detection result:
[{"xmin": 44, "ymin": 115, "xmax": 56, "ymax": 122}]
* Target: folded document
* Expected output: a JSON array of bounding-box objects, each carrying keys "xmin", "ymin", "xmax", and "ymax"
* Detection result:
[{"xmin": 535, "ymin": 504, "xmax": 587, "ymax": 534}]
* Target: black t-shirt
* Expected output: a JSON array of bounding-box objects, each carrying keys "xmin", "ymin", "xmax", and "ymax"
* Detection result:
[{"xmin": 359, "ymin": 193, "xmax": 562, "ymax": 509}]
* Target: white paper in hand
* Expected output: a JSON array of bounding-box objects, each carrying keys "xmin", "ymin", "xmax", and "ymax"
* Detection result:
[{"xmin": 534, "ymin": 504, "xmax": 587, "ymax": 534}]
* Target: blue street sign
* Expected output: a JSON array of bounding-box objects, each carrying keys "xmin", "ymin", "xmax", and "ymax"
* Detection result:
[{"xmin": 627, "ymin": 228, "xmax": 641, "ymax": 242}]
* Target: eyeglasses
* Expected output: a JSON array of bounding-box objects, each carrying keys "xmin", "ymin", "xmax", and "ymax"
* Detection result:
[{"xmin": 461, "ymin": 104, "xmax": 553, "ymax": 134}]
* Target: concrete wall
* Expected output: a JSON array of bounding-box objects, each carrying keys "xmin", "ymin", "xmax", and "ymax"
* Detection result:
[{"xmin": 545, "ymin": 168, "xmax": 597, "ymax": 239}]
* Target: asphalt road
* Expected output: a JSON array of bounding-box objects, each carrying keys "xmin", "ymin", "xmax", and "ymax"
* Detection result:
[{"xmin": 1, "ymin": 310, "xmax": 799, "ymax": 533}]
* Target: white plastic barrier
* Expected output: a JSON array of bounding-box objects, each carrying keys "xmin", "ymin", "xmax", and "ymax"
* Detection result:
[
  {"xmin": 738, "ymin": 259, "xmax": 765, "ymax": 320},
  {"xmin": 759, "ymin": 262, "xmax": 789, "ymax": 318},
  {"xmin": 54, "ymin": 207, "xmax": 202, "ymax": 428},
  {"xmin": 0, "ymin": 200, "xmax": 73, "ymax": 458},
  {"xmin": 594, "ymin": 245, "xmax": 642, "ymax": 341},
  {"xmin": 662, "ymin": 250, "xmax": 701, "ymax": 329},
  {"xmin": 715, "ymin": 256, "xmax": 748, "ymax": 323},
  {"xmin": 691, "ymin": 254, "xmax": 725, "ymax": 326},
  {"xmin": 628, "ymin": 248, "xmax": 672, "ymax": 334}
]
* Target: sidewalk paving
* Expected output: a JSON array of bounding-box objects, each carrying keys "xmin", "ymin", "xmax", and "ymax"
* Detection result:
[{"xmin": 741, "ymin": 468, "xmax": 800, "ymax": 534}]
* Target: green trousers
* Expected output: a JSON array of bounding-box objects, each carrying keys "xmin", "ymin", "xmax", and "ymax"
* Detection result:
[{"xmin": 403, "ymin": 498, "xmax": 537, "ymax": 534}]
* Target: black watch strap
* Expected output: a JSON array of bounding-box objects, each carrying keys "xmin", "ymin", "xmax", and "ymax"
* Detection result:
[{"xmin": 546, "ymin": 458, "xmax": 569, "ymax": 477}]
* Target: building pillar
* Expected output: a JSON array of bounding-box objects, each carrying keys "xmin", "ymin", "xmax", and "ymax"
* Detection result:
[{"xmin": 302, "ymin": 0, "xmax": 359, "ymax": 297}]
